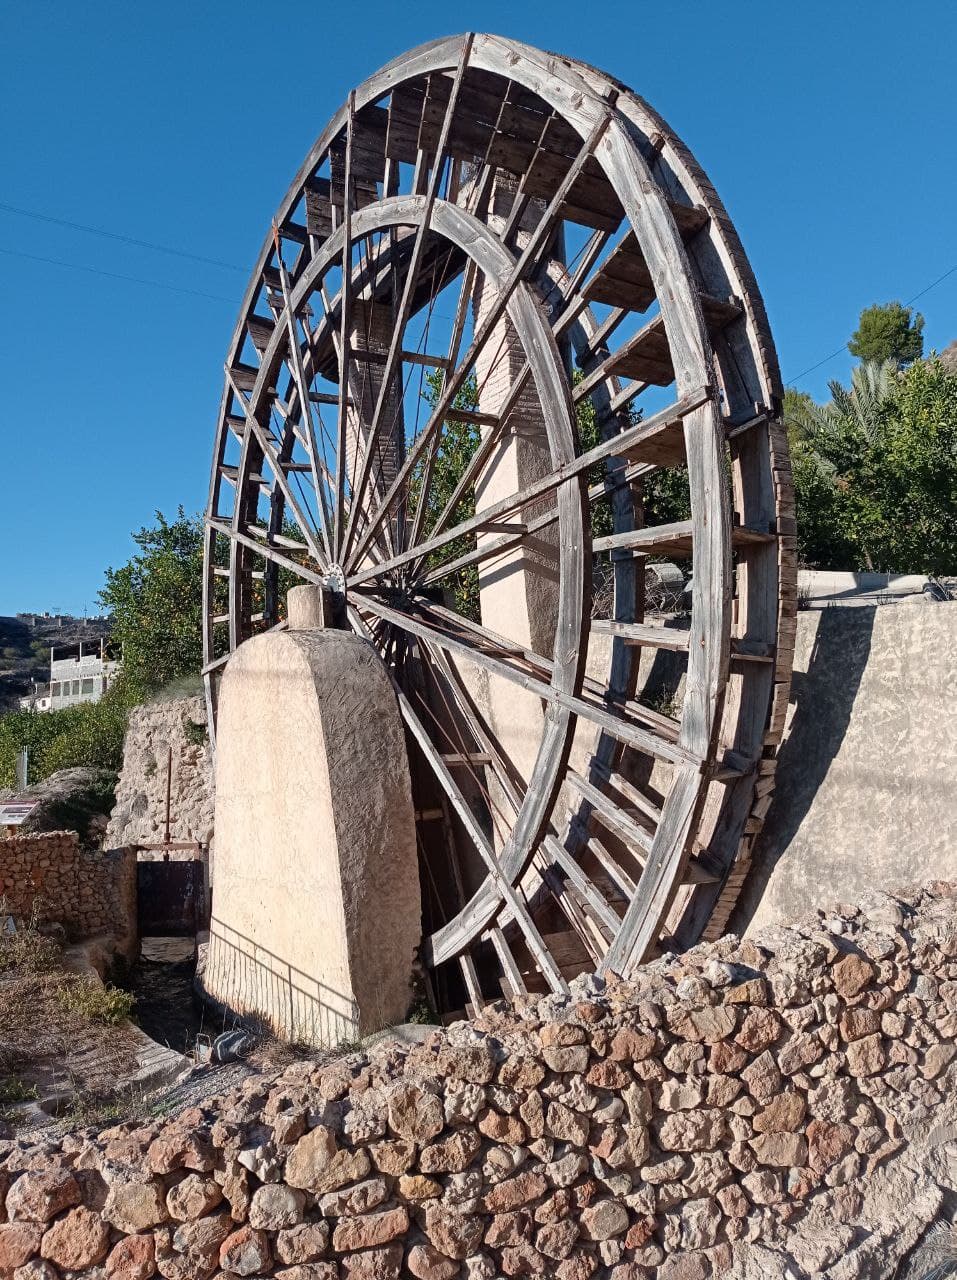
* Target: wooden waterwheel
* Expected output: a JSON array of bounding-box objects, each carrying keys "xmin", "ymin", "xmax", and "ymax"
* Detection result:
[{"xmin": 203, "ymin": 34, "xmax": 795, "ymax": 1011}]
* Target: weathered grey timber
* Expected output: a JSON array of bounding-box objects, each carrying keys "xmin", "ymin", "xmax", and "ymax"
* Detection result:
[{"xmin": 203, "ymin": 35, "xmax": 794, "ymax": 1012}]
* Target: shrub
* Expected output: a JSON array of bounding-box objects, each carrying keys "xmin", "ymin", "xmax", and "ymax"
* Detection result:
[
  {"xmin": 56, "ymin": 976, "xmax": 135, "ymax": 1025},
  {"xmin": 0, "ymin": 674, "xmax": 138, "ymax": 789},
  {"xmin": 0, "ymin": 903, "xmax": 61, "ymax": 973},
  {"xmin": 0, "ymin": 1077, "xmax": 37, "ymax": 1105}
]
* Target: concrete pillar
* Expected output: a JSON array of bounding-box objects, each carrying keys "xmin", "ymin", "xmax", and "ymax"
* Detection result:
[
  {"xmin": 287, "ymin": 583, "xmax": 335, "ymax": 629},
  {"xmin": 201, "ymin": 621, "xmax": 420, "ymax": 1043}
]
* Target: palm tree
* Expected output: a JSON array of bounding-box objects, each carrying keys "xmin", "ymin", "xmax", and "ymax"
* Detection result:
[{"xmin": 790, "ymin": 358, "xmax": 897, "ymax": 449}]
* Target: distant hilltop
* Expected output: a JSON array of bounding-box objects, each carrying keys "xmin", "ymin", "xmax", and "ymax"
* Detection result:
[{"xmin": 0, "ymin": 613, "xmax": 113, "ymax": 714}]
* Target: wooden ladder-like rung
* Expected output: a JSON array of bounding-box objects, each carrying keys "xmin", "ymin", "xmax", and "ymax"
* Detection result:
[
  {"xmin": 445, "ymin": 407, "xmax": 500, "ymax": 428},
  {"xmin": 246, "ymin": 314, "xmax": 276, "ymax": 352},
  {"xmin": 591, "ymin": 620, "xmax": 777, "ymax": 665},
  {"xmin": 593, "ymin": 520, "xmax": 776, "ymax": 559},
  {"xmin": 580, "ymin": 295, "xmax": 743, "ymax": 395},
  {"xmin": 228, "ymin": 362, "xmax": 259, "ymax": 393},
  {"xmin": 583, "ymin": 201, "xmax": 710, "ymax": 313}
]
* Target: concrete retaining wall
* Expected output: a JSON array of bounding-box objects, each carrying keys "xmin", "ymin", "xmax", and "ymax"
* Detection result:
[
  {"xmin": 1, "ymin": 882, "xmax": 955, "ymax": 1280},
  {"xmin": 732, "ymin": 602, "xmax": 957, "ymax": 935}
]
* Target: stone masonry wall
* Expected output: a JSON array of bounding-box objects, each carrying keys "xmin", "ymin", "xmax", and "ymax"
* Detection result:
[
  {"xmin": 1, "ymin": 883, "xmax": 956, "ymax": 1279},
  {"xmin": 0, "ymin": 830, "xmax": 136, "ymax": 947},
  {"xmin": 106, "ymin": 695, "xmax": 214, "ymax": 858}
]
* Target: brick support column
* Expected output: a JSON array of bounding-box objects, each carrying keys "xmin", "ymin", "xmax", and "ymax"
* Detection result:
[
  {"xmin": 345, "ymin": 300, "xmax": 404, "ymax": 554},
  {"xmin": 471, "ymin": 183, "xmax": 561, "ymax": 802}
]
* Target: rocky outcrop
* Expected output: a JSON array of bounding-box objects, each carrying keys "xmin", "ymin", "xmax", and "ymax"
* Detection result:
[
  {"xmin": 1, "ymin": 882, "xmax": 955, "ymax": 1278},
  {"xmin": 0, "ymin": 767, "xmax": 116, "ymax": 847},
  {"xmin": 106, "ymin": 695, "xmax": 213, "ymax": 856}
]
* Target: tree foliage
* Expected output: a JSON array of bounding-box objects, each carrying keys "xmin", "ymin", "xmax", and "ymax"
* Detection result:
[
  {"xmin": 0, "ymin": 681, "xmax": 135, "ymax": 788},
  {"xmin": 98, "ymin": 508, "xmax": 204, "ymax": 698},
  {"xmin": 848, "ymin": 302, "xmax": 924, "ymax": 367},
  {"xmin": 786, "ymin": 358, "xmax": 957, "ymax": 574},
  {"xmin": 411, "ymin": 371, "xmax": 483, "ymax": 619}
]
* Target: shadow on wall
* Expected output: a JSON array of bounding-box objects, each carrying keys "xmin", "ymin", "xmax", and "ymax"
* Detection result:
[
  {"xmin": 729, "ymin": 605, "xmax": 876, "ymax": 933},
  {"xmin": 200, "ymin": 917, "xmax": 359, "ymax": 1049}
]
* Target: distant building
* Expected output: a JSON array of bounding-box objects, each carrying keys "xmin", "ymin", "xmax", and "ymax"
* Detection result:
[{"xmin": 18, "ymin": 640, "xmax": 120, "ymax": 712}]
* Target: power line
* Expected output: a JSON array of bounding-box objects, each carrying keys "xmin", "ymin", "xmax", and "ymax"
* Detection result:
[
  {"xmin": 786, "ymin": 261, "xmax": 957, "ymax": 387},
  {"xmin": 0, "ymin": 245, "xmax": 239, "ymax": 304},
  {"xmin": 903, "ymin": 261, "xmax": 957, "ymax": 306},
  {"xmin": 0, "ymin": 200, "xmax": 245, "ymax": 272}
]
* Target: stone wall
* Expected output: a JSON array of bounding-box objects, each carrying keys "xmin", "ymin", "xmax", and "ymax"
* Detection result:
[
  {"xmin": 106, "ymin": 695, "xmax": 214, "ymax": 858},
  {"xmin": 1, "ymin": 882, "xmax": 955, "ymax": 1280},
  {"xmin": 0, "ymin": 830, "xmax": 136, "ymax": 949}
]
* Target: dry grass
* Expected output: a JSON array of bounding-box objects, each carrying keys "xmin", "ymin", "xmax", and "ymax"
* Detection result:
[
  {"xmin": 0, "ymin": 925, "xmax": 140, "ymax": 1127},
  {"xmin": 897, "ymin": 1222, "xmax": 957, "ymax": 1280}
]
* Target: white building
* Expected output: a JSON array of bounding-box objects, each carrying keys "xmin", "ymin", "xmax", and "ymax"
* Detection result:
[{"xmin": 18, "ymin": 641, "xmax": 120, "ymax": 712}]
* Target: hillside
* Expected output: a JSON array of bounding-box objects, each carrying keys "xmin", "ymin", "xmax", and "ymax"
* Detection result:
[{"xmin": 0, "ymin": 613, "xmax": 113, "ymax": 713}]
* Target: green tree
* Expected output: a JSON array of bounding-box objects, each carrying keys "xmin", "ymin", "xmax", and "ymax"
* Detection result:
[
  {"xmin": 848, "ymin": 302, "xmax": 924, "ymax": 367},
  {"xmin": 410, "ymin": 371, "xmax": 483, "ymax": 619},
  {"xmin": 98, "ymin": 509, "xmax": 204, "ymax": 698},
  {"xmin": 859, "ymin": 356, "xmax": 957, "ymax": 573},
  {"xmin": 785, "ymin": 358, "xmax": 957, "ymax": 573}
]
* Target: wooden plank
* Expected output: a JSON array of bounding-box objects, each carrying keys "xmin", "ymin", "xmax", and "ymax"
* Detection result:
[
  {"xmin": 487, "ymin": 927, "xmax": 528, "ymax": 997},
  {"xmin": 591, "ymin": 619, "xmax": 690, "ymax": 651},
  {"xmin": 592, "ymin": 521, "xmax": 775, "ymax": 559}
]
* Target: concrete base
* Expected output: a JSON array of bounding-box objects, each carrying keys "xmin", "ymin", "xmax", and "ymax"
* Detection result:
[{"xmin": 202, "ymin": 629, "xmax": 420, "ymax": 1045}]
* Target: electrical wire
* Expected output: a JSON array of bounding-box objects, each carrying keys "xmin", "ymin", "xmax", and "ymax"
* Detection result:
[
  {"xmin": 0, "ymin": 200, "xmax": 245, "ymax": 271},
  {"xmin": 786, "ymin": 261, "xmax": 957, "ymax": 386},
  {"xmin": 0, "ymin": 245, "xmax": 239, "ymax": 304}
]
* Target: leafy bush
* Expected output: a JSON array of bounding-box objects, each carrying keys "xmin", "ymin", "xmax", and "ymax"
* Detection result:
[
  {"xmin": 56, "ymin": 975, "xmax": 135, "ymax": 1025},
  {"xmin": 787, "ymin": 356, "xmax": 957, "ymax": 573},
  {"xmin": 0, "ymin": 675, "xmax": 138, "ymax": 789}
]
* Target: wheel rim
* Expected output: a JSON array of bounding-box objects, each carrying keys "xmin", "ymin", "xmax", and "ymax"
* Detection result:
[{"xmin": 204, "ymin": 34, "xmax": 795, "ymax": 1009}]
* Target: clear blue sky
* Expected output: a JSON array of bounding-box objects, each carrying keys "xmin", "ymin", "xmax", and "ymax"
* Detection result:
[{"xmin": 2, "ymin": 1, "xmax": 955, "ymax": 614}]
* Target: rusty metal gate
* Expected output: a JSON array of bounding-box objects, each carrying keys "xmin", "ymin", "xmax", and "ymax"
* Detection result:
[{"xmin": 137, "ymin": 859, "xmax": 207, "ymax": 936}]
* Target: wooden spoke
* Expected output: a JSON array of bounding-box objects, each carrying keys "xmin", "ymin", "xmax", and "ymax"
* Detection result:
[
  {"xmin": 395, "ymin": 683, "xmax": 568, "ymax": 994},
  {"xmin": 358, "ymin": 595, "xmax": 698, "ymax": 768},
  {"xmin": 341, "ymin": 36, "xmax": 475, "ymax": 564},
  {"xmin": 333, "ymin": 92, "xmax": 357, "ymax": 555},
  {"xmin": 205, "ymin": 36, "xmax": 794, "ymax": 1006},
  {"xmin": 348, "ymin": 388, "xmax": 710, "ymax": 588},
  {"xmin": 347, "ymin": 107, "xmax": 615, "ymax": 571},
  {"xmin": 424, "ymin": 640, "xmax": 621, "ymax": 945}
]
